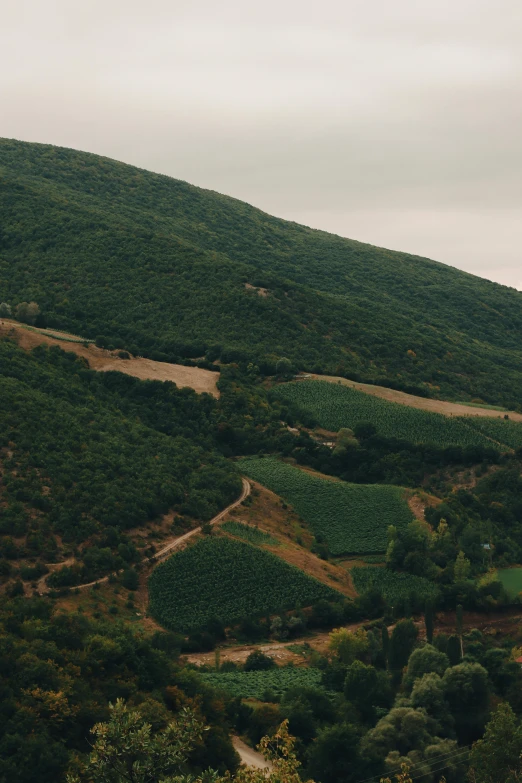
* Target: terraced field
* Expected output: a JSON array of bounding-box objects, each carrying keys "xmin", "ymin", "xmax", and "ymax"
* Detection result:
[
  {"xmin": 200, "ymin": 667, "xmax": 323, "ymax": 698},
  {"xmin": 237, "ymin": 458, "xmax": 413, "ymax": 555},
  {"xmin": 221, "ymin": 521, "xmax": 279, "ymax": 546},
  {"xmin": 351, "ymin": 566, "xmax": 440, "ymax": 603},
  {"xmin": 148, "ymin": 537, "xmax": 341, "ymax": 632},
  {"xmin": 273, "ymin": 381, "xmax": 499, "ymax": 448}
]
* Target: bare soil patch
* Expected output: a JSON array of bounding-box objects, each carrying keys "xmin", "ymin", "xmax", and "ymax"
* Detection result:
[
  {"xmin": 220, "ymin": 479, "xmax": 356, "ymax": 597},
  {"xmin": 0, "ymin": 320, "xmax": 219, "ymax": 397},
  {"xmin": 310, "ymin": 374, "xmax": 522, "ymax": 422},
  {"xmin": 406, "ymin": 490, "xmax": 442, "ymax": 522}
]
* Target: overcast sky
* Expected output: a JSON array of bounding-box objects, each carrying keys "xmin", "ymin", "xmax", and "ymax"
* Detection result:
[{"xmin": 2, "ymin": 0, "xmax": 521, "ymax": 289}]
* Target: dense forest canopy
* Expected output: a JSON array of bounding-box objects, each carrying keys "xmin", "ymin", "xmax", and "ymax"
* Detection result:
[{"xmin": 1, "ymin": 138, "xmax": 522, "ymax": 407}]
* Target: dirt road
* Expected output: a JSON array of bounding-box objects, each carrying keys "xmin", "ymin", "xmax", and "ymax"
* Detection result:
[
  {"xmin": 233, "ymin": 737, "xmax": 272, "ymax": 771},
  {"xmin": 38, "ymin": 478, "xmax": 251, "ymax": 594},
  {"xmin": 308, "ymin": 374, "xmax": 522, "ymax": 421}
]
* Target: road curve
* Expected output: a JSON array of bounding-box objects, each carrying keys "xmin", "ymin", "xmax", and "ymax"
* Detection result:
[
  {"xmin": 38, "ymin": 478, "xmax": 251, "ymax": 594},
  {"xmin": 232, "ymin": 736, "xmax": 272, "ymax": 772}
]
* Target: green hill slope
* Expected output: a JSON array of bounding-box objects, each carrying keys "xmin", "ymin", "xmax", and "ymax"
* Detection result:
[
  {"xmin": 0, "ymin": 338, "xmax": 240, "ymax": 582},
  {"xmin": 1, "ymin": 137, "xmax": 522, "ymax": 406}
]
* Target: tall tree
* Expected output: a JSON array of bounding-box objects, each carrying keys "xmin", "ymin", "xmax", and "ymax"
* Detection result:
[{"xmin": 468, "ymin": 702, "xmax": 522, "ymax": 783}]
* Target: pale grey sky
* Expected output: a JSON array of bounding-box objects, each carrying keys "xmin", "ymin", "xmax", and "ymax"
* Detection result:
[{"xmin": 2, "ymin": 0, "xmax": 521, "ymax": 288}]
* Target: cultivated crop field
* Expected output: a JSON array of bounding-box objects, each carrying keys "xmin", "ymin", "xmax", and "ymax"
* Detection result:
[
  {"xmin": 457, "ymin": 417, "xmax": 522, "ymax": 451},
  {"xmin": 148, "ymin": 537, "xmax": 340, "ymax": 632},
  {"xmin": 273, "ymin": 381, "xmax": 496, "ymax": 448},
  {"xmin": 351, "ymin": 566, "xmax": 440, "ymax": 603},
  {"xmin": 221, "ymin": 521, "xmax": 279, "ymax": 546},
  {"xmin": 200, "ymin": 667, "xmax": 323, "ymax": 698},
  {"xmin": 237, "ymin": 458, "xmax": 413, "ymax": 555}
]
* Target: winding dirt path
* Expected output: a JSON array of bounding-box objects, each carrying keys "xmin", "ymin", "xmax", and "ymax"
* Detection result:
[
  {"xmin": 38, "ymin": 479, "xmax": 251, "ymax": 594},
  {"xmin": 233, "ymin": 737, "xmax": 272, "ymax": 772}
]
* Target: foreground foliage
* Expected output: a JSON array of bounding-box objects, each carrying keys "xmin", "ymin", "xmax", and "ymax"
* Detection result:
[
  {"xmin": 237, "ymin": 458, "xmax": 413, "ymax": 555},
  {"xmin": 0, "ymin": 597, "xmax": 238, "ymax": 783},
  {"xmin": 148, "ymin": 537, "xmax": 340, "ymax": 632}
]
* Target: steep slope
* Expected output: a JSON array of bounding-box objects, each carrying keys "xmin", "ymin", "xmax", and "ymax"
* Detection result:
[{"xmin": 1, "ymin": 137, "xmax": 522, "ymax": 406}]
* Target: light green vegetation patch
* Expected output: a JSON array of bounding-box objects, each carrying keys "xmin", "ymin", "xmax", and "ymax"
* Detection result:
[
  {"xmin": 273, "ymin": 381, "xmax": 497, "ymax": 449},
  {"xmin": 457, "ymin": 417, "xmax": 522, "ymax": 451},
  {"xmin": 351, "ymin": 566, "xmax": 440, "ymax": 603},
  {"xmin": 148, "ymin": 537, "xmax": 340, "ymax": 632},
  {"xmin": 496, "ymin": 567, "xmax": 522, "ymax": 598},
  {"xmin": 221, "ymin": 521, "xmax": 279, "ymax": 546},
  {"xmin": 200, "ymin": 667, "xmax": 323, "ymax": 699},
  {"xmin": 237, "ymin": 457, "xmax": 413, "ymax": 555}
]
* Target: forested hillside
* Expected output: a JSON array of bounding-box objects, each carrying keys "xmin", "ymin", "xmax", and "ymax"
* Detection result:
[
  {"xmin": 1, "ymin": 138, "xmax": 522, "ymax": 407},
  {"xmin": 0, "ymin": 339, "xmax": 240, "ymax": 584}
]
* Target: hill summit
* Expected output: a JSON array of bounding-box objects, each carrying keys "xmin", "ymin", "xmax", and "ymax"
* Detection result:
[{"xmin": 1, "ymin": 137, "xmax": 521, "ymax": 407}]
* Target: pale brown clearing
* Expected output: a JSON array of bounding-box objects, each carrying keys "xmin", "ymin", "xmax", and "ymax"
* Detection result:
[
  {"xmin": 184, "ymin": 607, "xmax": 522, "ymax": 669},
  {"xmin": 308, "ymin": 373, "xmax": 522, "ymax": 421},
  {"xmin": 0, "ymin": 320, "xmax": 219, "ymax": 397},
  {"xmin": 406, "ymin": 490, "xmax": 442, "ymax": 522},
  {"xmin": 232, "ymin": 737, "xmax": 272, "ymax": 771},
  {"xmin": 184, "ymin": 621, "xmax": 367, "ymax": 668},
  {"xmin": 221, "ymin": 479, "xmax": 356, "ymax": 597}
]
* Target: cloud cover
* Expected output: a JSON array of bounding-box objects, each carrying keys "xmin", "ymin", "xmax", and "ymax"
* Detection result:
[{"xmin": 1, "ymin": 0, "xmax": 521, "ymax": 288}]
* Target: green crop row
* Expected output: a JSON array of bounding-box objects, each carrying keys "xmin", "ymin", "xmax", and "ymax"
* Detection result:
[
  {"xmin": 200, "ymin": 667, "xmax": 323, "ymax": 699},
  {"xmin": 148, "ymin": 537, "xmax": 340, "ymax": 632},
  {"xmin": 457, "ymin": 416, "xmax": 522, "ymax": 450},
  {"xmin": 351, "ymin": 566, "xmax": 439, "ymax": 604},
  {"xmin": 237, "ymin": 457, "xmax": 413, "ymax": 555},
  {"xmin": 273, "ymin": 381, "xmax": 498, "ymax": 449},
  {"xmin": 221, "ymin": 521, "xmax": 279, "ymax": 547}
]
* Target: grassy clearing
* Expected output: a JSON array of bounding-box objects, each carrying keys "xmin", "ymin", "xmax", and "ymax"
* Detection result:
[
  {"xmin": 237, "ymin": 458, "xmax": 413, "ymax": 555},
  {"xmin": 496, "ymin": 567, "xmax": 522, "ymax": 598},
  {"xmin": 148, "ymin": 537, "xmax": 340, "ymax": 632},
  {"xmin": 200, "ymin": 667, "xmax": 323, "ymax": 698},
  {"xmin": 221, "ymin": 521, "xmax": 279, "ymax": 546},
  {"xmin": 351, "ymin": 566, "xmax": 439, "ymax": 603},
  {"xmin": 274, "ymin": 381, "xmax": 496, "ymax": 448}
]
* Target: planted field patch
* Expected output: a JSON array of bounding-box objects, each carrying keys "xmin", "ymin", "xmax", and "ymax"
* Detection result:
[
  {"xmin": 459, "ymin": 417, "xmax": 522, "ymax": 451},
  {"xmin": 200, "ymin": 667, "xmax": 323, "ymax": 699},
  {"xmin": 237, "ymin": 458, "xmax": 413, "ymax": 555},
  {"xmin": 496, "ymin": 567, "xmax": 522, "ymax": 598},
  {"xmin": 351, "ymin": 566, "xmax": 439, "ymax": 603},
  {"xmin": 148, "ymin": 537, "xmax": 340, "ymax": 632},
  {"xmin": 274, "ymin": 381, "xmax": 495, "ymax": 449},
  {"xmin": 221, "ymin": 521, "xmax": 279, "ymax": 546}
]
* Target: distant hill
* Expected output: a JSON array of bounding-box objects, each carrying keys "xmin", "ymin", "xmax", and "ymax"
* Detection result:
[{"xmin": 1, "ymin": 137, "xmax": 522, "ymax": 407}]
